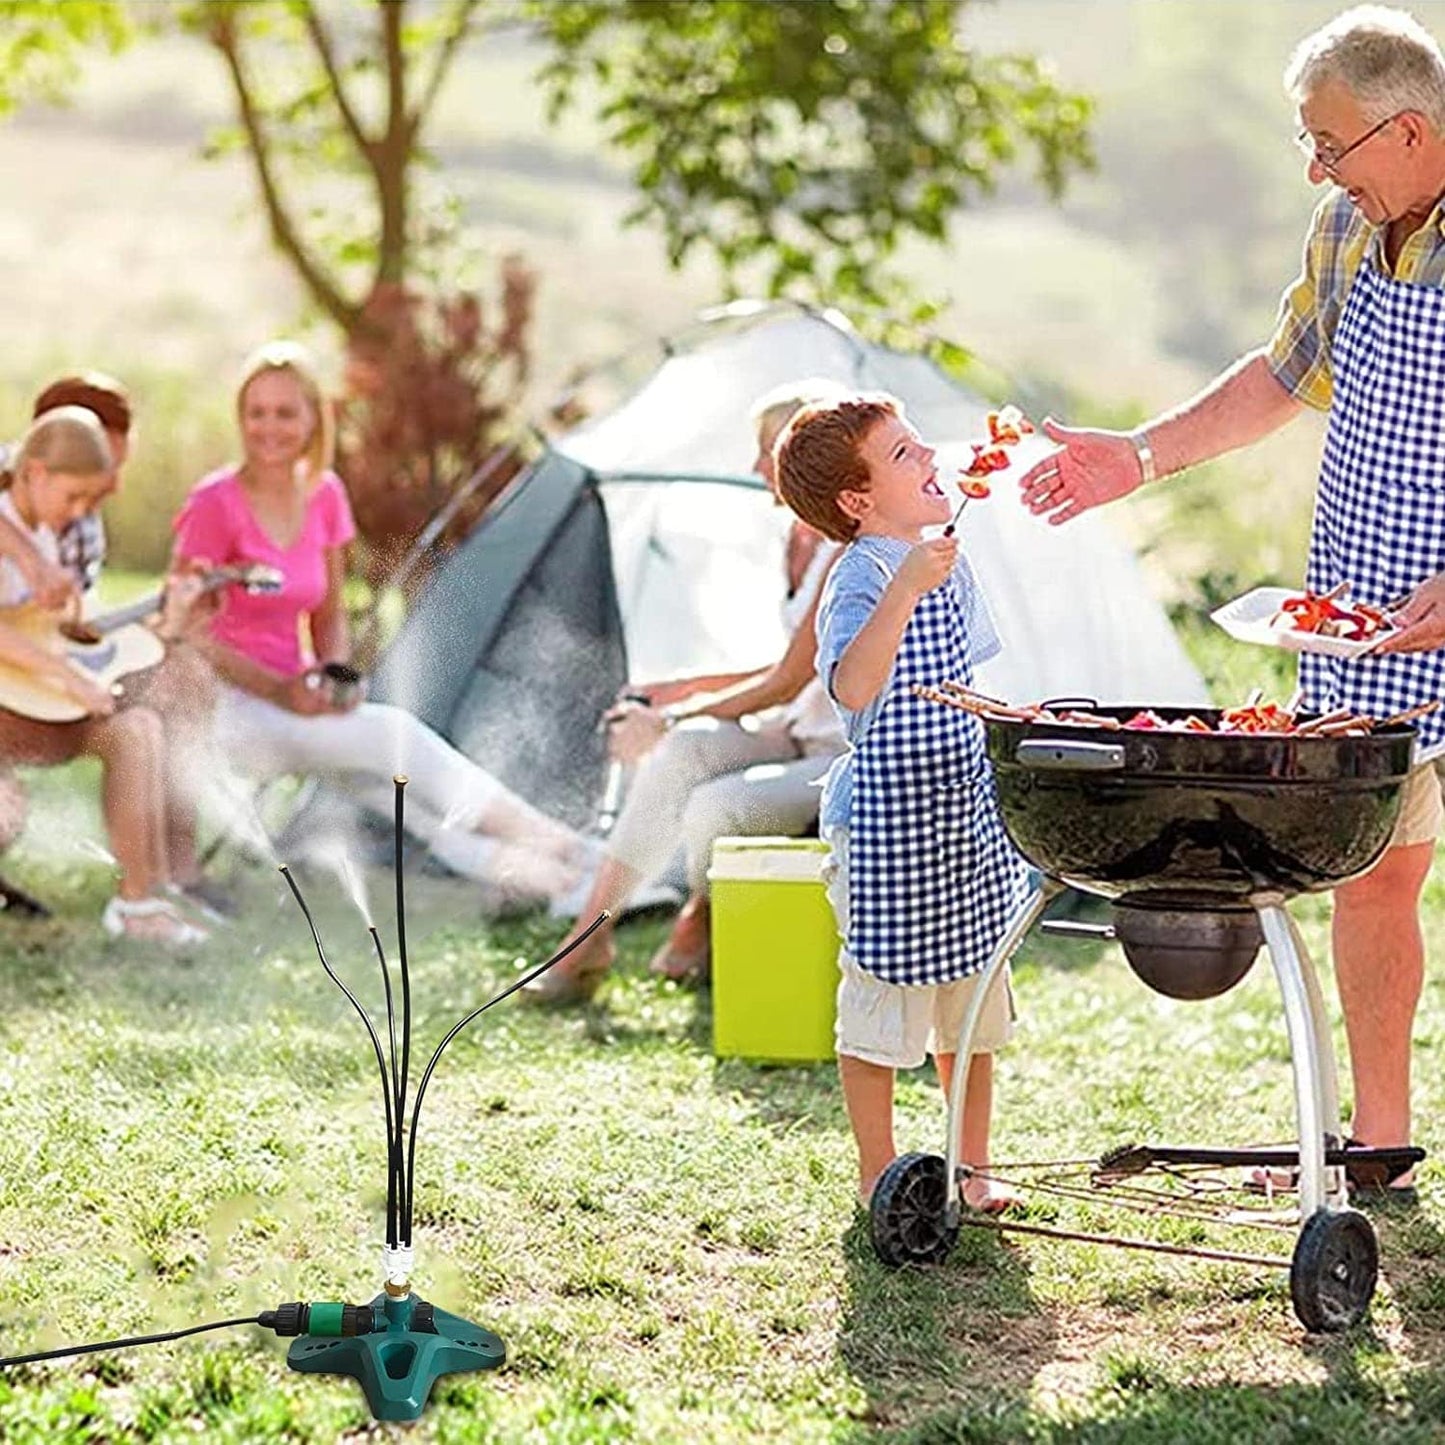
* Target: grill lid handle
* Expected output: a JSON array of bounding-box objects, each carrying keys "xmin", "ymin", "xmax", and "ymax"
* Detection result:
[{"xmin": 1016, "ymin": 740, "xmax": 1126, "ymax": 771}]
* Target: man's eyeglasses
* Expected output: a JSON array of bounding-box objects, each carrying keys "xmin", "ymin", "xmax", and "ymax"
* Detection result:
[{"xmin": 1294, "ymin": 112, "xmax": 1401, "ymax": 174}]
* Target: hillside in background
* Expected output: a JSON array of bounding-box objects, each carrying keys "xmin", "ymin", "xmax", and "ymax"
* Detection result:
[{"xmin": 4, "ymin": 0, "xmax": 1434, "ymax": 591}]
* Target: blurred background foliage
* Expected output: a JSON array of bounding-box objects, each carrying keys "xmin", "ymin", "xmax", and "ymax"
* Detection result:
[{"xmin": 0, "ymin": 0, "xmax": 1413, "ymax": 604}]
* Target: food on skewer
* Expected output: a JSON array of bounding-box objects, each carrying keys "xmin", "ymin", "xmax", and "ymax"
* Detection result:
[
  {"xmin": 916, "ymin": 682, "xmax": 1437, "ymax": 738},
  {"xmin": 957, "ymin": 477, "xmax": 992, "ymax": 500},
  {"xmin": 962, "ymin": 404, "xmax": 1037, "ymax": 478},
  {"xmin": 963, "ymin": 444, "xmax": 1010, "ymax": 478},
  {"xmin": 1269, "ymin": 586, "xmax": 1396, "ymax": 643},
  {"xmin": 1217, "ymin": 701, "xmax": 1298, "ymax": 733},
  {"xmin": 987, "ymin": 404, "xmax": 1034, "ymax": 445},
  {"xmin": 1120, "ymin": 709, "xmax": 1213, "ymax": 733}
]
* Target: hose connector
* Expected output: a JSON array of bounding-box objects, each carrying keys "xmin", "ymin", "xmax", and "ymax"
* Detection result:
[
  {"xmin": 258, "ymin": 1300, "xmax": 376, "ymax": 1337},
  {"xmin": 382, "ymin": 1242, "xmax": 415, "ymax": 1297}
]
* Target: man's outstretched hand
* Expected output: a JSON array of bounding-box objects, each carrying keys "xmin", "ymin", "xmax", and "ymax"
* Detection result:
[{"xmin": 1018, "ymin": 418, "xmax": 1146, "ymax": 525}]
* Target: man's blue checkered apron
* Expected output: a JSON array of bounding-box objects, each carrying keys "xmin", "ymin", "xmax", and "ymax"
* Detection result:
[
  {"xmin": 1302, "ymin": 251, "xmax": 1445, "ymax": 760},
  {"xmin": 848, "ymin": 572, "xmax": 1027, "ymax": 985}
]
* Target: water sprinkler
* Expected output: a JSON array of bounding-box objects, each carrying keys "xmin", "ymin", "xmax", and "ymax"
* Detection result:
[{"xmin": 0, "ymin": 774, "xmax": 610, "ymax": 1423}]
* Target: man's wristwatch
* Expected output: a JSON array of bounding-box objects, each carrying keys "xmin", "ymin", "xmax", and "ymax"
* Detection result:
[{"xmin": 1128, "ymin": 429, "xmax": 1157, "ymax": 486}]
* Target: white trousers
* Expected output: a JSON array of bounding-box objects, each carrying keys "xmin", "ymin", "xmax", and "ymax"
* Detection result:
[
  {"xmin": 212, "ymin": 685, "xmax": 507, "ymax": 874},
  {"xmin": 607, "ymin": 714, "xmax": 838, "ymax": 893}
]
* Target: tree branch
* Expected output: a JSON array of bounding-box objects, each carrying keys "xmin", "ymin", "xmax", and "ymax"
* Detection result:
[
  {"xmin": 411, "ymin": 0, "xmax": 483, "ymax": 133},
  {"xmin": 374, "ymin": 0, "xmax": 411, "ymax": 286},
  {"xmin": 383, "ymin": 0, "xmax": 408, "ymax": 143},
  {"xmin": 298, "ymin": 0, "xmax": 374, "ymax": 162},
  {"xmin": 208, "ymin": 12, "xmax": 361, "ymax": 334}
]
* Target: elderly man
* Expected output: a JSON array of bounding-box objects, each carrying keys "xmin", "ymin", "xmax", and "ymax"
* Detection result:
[{"xmin": 1020, "ymin": 4, "xmax": 1445, "ymax": 1197}]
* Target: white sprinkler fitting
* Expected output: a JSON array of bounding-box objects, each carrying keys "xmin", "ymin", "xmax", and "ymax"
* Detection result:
[{"xmin": 382, "ymin": 1243, "xmax": 416, "ymax": 1297}]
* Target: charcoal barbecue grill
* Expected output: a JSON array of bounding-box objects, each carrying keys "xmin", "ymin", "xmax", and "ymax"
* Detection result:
[{"xmin": 868, "ymin": 704, "xmax": 1426, "ymax": 1332}]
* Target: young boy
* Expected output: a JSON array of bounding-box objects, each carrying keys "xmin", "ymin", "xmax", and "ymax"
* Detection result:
[{"xmin": 776, "ymin": 393, "xmax": 1028, "ymax": 1214}]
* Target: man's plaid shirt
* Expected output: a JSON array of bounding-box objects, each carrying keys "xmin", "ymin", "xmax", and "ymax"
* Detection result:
[
  {"xmin": 55, "ymin": 511, "xmax": 106, "ymax": 594},
  {"xmin": 1268, "ymin": 188, "xmax": 1445, "ymax": 409}
]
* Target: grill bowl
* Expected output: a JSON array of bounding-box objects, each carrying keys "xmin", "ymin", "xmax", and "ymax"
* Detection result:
[
  {"xmin": 1111, "ymin": 894, "xmax": 1263, "ymax": 1000},
  {"xmin": 986, "ymin": 707, "xmax": 1415, "ymax": 902}
]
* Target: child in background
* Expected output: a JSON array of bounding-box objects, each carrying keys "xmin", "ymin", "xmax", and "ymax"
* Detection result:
[{"xmin": 776, "ymin": 393, "xmax": 1027, "ymax": 1213}]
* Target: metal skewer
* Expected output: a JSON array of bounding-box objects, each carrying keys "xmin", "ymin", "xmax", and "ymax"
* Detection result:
[{"xmin": 943, "ymin": 495, "xmax": 971, "ymax": 538}]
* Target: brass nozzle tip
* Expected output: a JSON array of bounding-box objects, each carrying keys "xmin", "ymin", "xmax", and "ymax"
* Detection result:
[{"xmin": 393, "ymin": 774, "xmax": 409, "ymax": 786}]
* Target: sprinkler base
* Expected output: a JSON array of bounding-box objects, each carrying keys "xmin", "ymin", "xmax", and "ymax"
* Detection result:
[{"xmin": 286, "ymin": 1290, "xmax": 504, "ymax": 1421}]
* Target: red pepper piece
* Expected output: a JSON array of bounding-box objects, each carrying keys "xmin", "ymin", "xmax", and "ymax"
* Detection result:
[{"xmin": 1122, "ymin": 709, "xmax": 1167, "ymax": 730}]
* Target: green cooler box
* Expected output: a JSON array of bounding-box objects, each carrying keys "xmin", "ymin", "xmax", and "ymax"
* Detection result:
[{"xmin": 709, "ymin": 836, "xmax": 839, "ymax": 1063}]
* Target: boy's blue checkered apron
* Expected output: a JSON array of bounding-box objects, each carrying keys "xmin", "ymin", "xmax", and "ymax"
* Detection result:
[
  {"xmin": 1302, "ymin": 252, "xmax": 1445, "ymax": 760},
  {"xmin": 848, "ymin": 573, "xmax": 1027, "ymax": 985}
]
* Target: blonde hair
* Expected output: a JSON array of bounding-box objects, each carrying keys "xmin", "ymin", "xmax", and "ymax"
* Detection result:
[
  {"xmin": 1285, "ymin": 5, "xmax": 1445, "ymax": 129},
  {"xmin": 15, "ymin": 405, "xmax": 113, "ymax": 479},
  {"xmin": 237, "ymin": 340, "xmax": 334, "ymax": 483},
  {"xmin": 749, "ymin": 377, "xmax": 853, "ymax": 450}
]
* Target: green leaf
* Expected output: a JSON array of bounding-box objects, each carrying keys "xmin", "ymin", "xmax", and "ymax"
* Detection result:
[{"xmin": 527, "ymin": 0, "xmax": 1094, "ymax": 321}]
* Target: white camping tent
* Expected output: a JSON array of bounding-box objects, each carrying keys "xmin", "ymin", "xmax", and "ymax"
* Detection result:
[
  {"xmin": 560, "ymin": 301, "xmax": 1208, "ymax": 706},
  {"xmin": 313, "ymin": 300, "xmax": 1210, "ymax": 846}
]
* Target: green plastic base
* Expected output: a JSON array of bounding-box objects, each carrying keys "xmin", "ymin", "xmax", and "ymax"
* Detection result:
[{"xmin": 286, "ymin": 1291, "xmax": 504, "ymax": 1421}]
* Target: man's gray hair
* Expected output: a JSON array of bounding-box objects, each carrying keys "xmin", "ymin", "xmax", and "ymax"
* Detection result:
[{"xmin": 1285, "ymin": 5, "xmax": 1445, "ymax": 130}]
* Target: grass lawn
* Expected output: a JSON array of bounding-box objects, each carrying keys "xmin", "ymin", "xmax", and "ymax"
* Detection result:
[{"xmin": 2, "ymin": 620, "xmax": 1445, "ymax": 1442}]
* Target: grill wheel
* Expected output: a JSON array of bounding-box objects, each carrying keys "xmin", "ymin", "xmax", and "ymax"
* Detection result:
[
  {"xmin": 869, "ymin": 1152, "xmax": 959, "ymax": 1268},
  {"xmin": 1290, "ymin": 1207, "xmax": 1378, "ymax": 1332}
]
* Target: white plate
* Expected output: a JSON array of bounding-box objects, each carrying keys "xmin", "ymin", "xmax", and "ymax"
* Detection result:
[
  {"xmin": 949, "ymin": 431, "xmax": 1064, "ymax": 495},
  {"xmin": 1210, "ymin": 585, "xmax": 1392, "ymax": 659}
]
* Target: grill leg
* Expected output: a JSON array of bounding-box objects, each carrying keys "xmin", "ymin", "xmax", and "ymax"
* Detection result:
[
  {"xmin": 1255, "ymin": 897, "xmax": 1347, "ymax": 1218},
  {"xmin": 1285, "ymin": 905, "xmax": 1344, "ymax": 1165},
  {"xmin": 944, "ymin": 882, "xmax": 1058, "ymax": 1226}
]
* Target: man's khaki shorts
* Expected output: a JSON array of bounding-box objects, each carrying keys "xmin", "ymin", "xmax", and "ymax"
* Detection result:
[
  {"xmin": 823, "ymin": 825, "xmax": 1015, "ymax": 1070},
  {"xmin": 1390, "ymin": 762, "xmax": 1444, "ymax": 848}
]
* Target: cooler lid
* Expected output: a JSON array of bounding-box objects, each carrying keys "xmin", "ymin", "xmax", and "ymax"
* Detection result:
[{"xmin": 708, "ymin": 836, "xmax": 829, "ymax": 882}]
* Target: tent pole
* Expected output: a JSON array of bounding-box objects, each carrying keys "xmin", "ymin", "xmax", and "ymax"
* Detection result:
[{"xmin": 351, "ymin": 441, "xmax": 524, "ymax": 660}]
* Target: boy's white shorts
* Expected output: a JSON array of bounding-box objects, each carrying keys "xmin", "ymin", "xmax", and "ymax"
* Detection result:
[{"xmin": 824, "ymin": 826, "xmax": 1015, "ymax": 1071}]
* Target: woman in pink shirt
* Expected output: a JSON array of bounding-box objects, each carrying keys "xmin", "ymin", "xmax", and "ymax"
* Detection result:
[{"xmin": 173, "ymin": 342, "xmax": 593, "ymax": 906}]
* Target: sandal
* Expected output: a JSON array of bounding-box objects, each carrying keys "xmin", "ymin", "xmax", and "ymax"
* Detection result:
[
  {"xmin": 522, "ymin": 929, "xmax": 614, "ymax": 1005},
  {"xmin": 647, "ymin": 897, "xmax": 711, "ymax": 983},
  {"xmin": 102, "ymin": 895, "xmax": 209, "ymax": 948},
  {"xmin": 167, "ymin": 877, "xmax": 238, "ymax": 924},
  {"xmin": 1244, "ymin": 1138, "xmax": 1422, "ymax": 1198},
  {"xmin": 647, "ymin": 939, "xmax": 711, "ymax": 985},
  {"xmin": 1343, "ymin": 1145, "xmax": 1420, "ymax": 1206}
]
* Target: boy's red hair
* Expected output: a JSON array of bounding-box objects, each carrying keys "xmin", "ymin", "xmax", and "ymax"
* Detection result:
[{"xmin": 775, "ymin": 395, "xmax": 900, "ymax": 543}]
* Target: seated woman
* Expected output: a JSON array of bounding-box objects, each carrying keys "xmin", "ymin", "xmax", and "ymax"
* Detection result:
[
  {"xmin": 172, "ymin": 340, "xmax": 593, "ymax": 906},
  {"xmin": 530, "ymin": 379, "xmax": 849, "ymax": 1002},
  {"xmin": 0, "ymin": 408, "xmax": 206, "ymax": 944}
]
